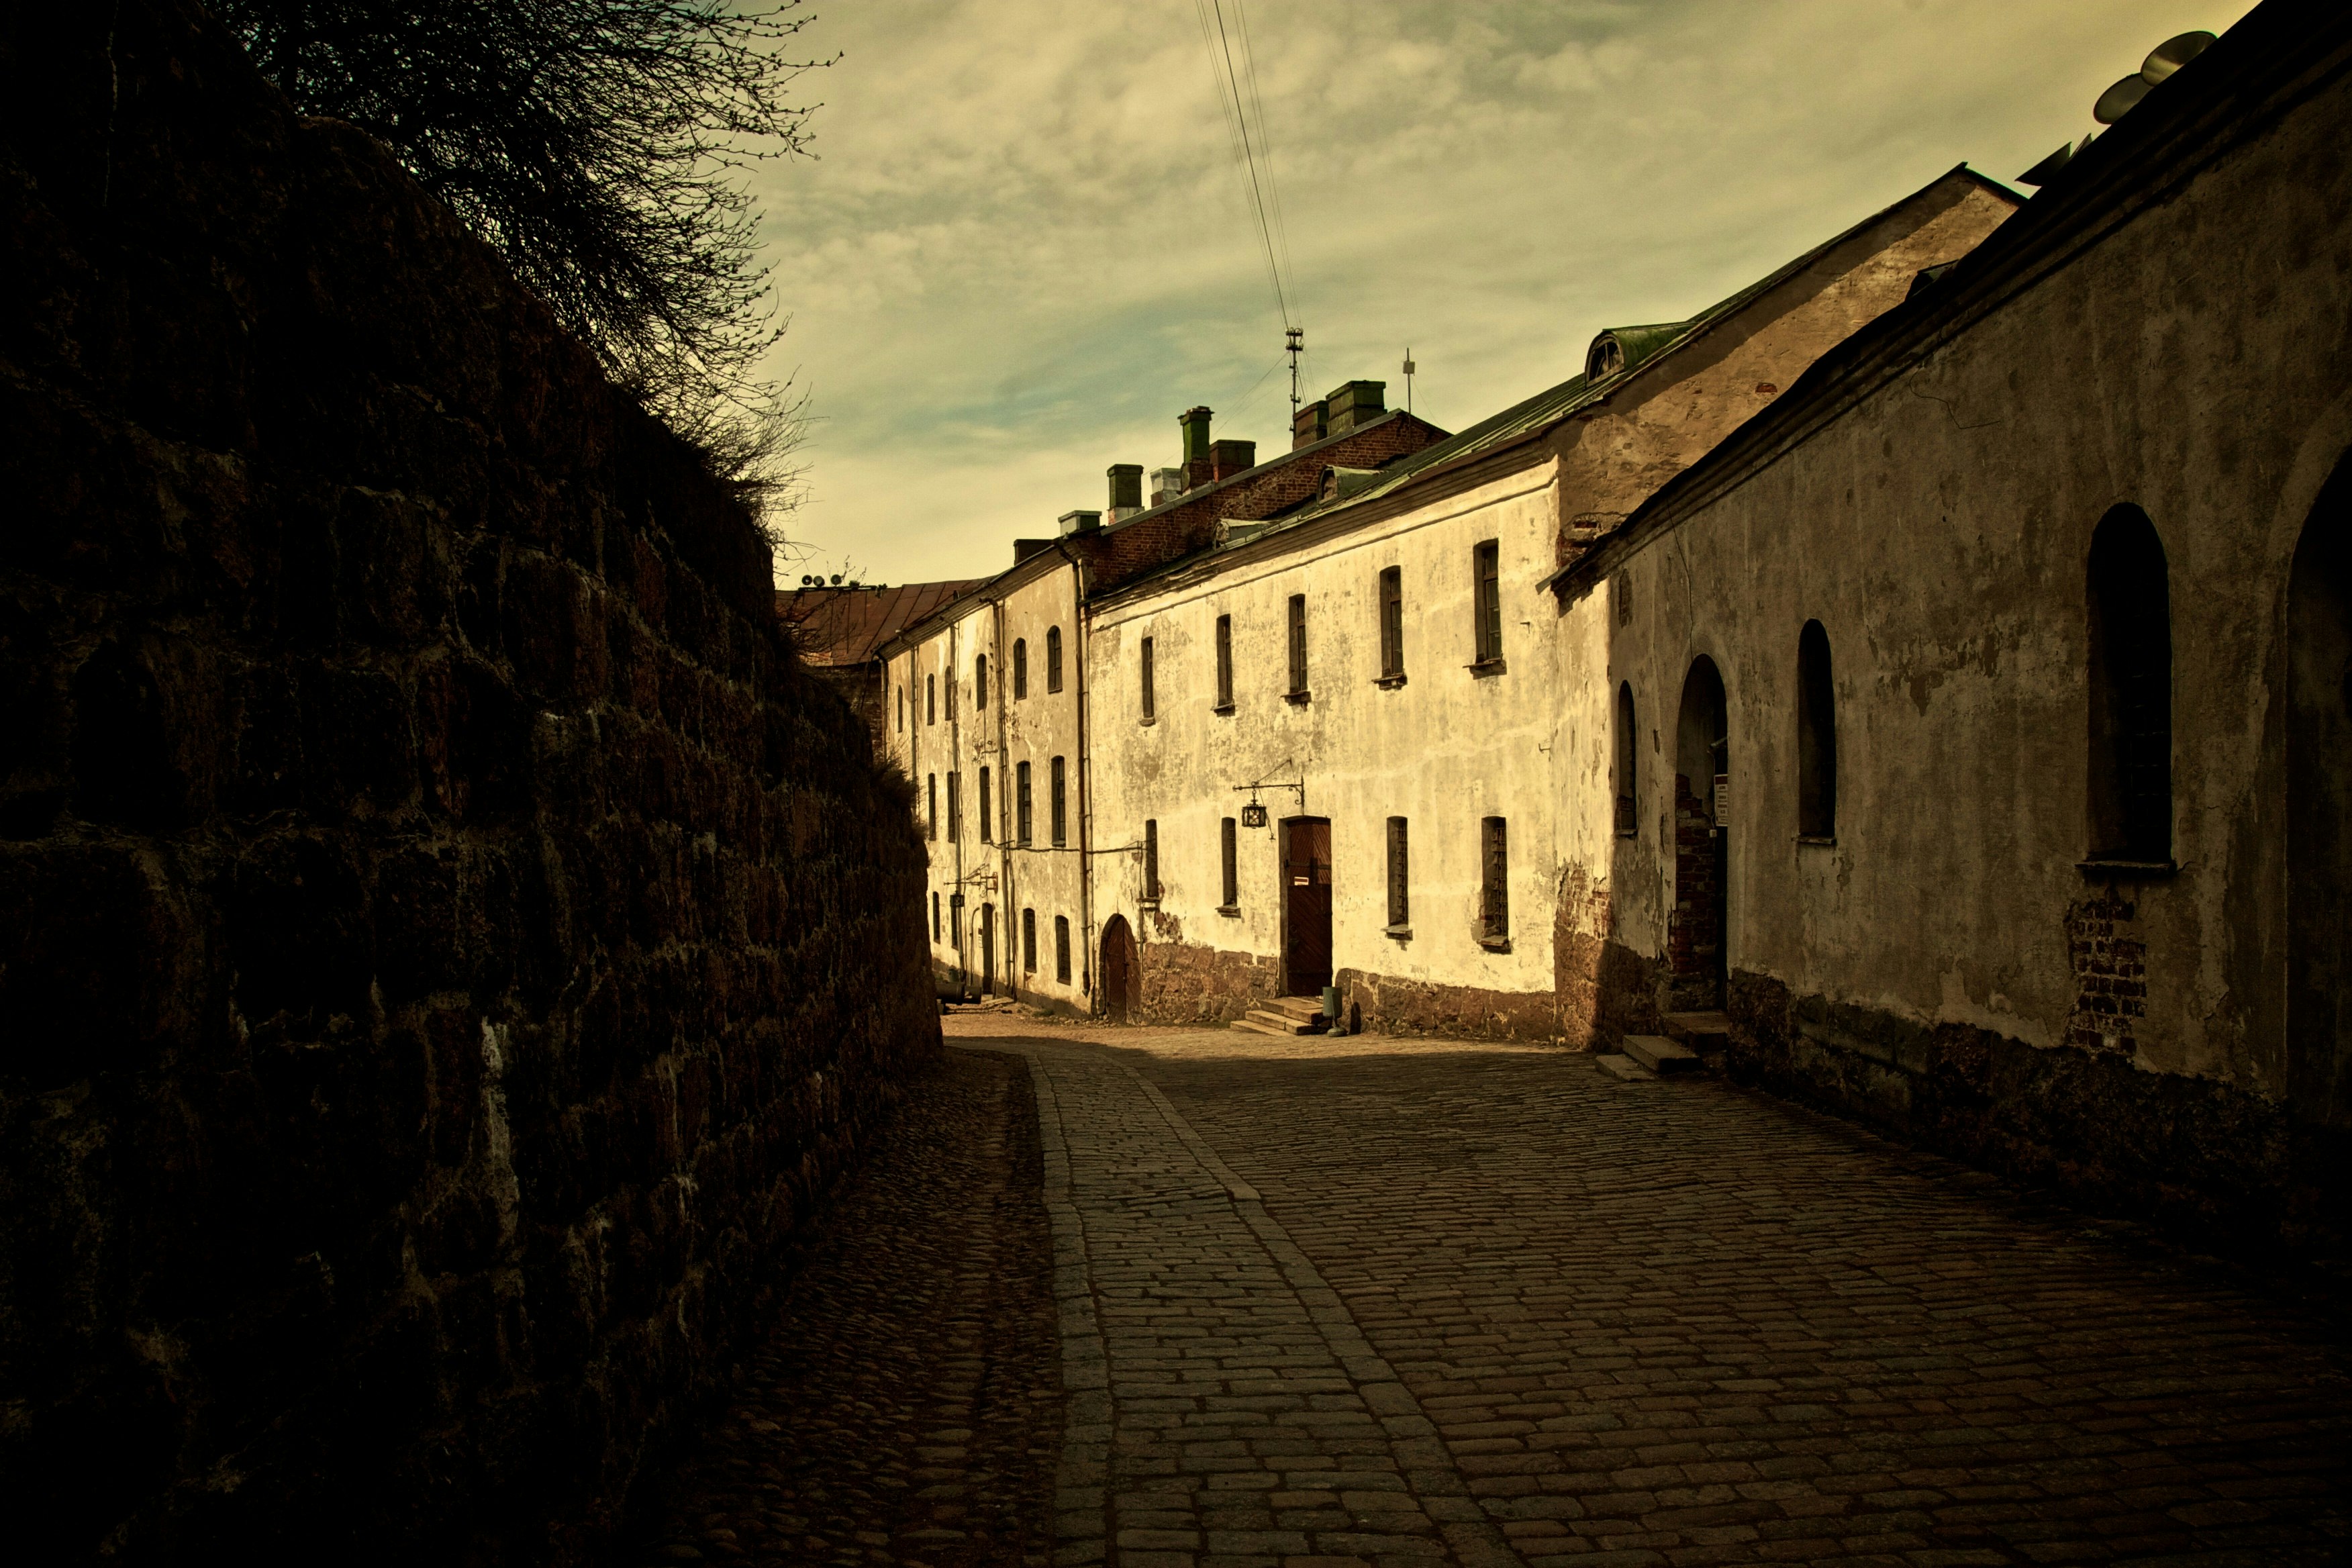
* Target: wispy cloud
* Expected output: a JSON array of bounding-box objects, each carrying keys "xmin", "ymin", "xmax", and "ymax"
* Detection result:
[{"xmin": 751, "ymin": 0, "xmax": 2256, "ymax": 584}]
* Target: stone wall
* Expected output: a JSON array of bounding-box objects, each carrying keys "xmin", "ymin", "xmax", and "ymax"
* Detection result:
[{"xmin": 0, "ymin": 4, "xmax": 937, "ymax": 1561}]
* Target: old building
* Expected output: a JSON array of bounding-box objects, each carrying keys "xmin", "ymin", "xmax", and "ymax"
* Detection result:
[
  {"xmin": 1542, "ymin": 0, "xmax": 2352, "ymax": 1248},
  {"xmin": 879, "ymin": 397, "xmax": 1450, "ymax": 1008},
  {"xmin": 1083, "ymin": 166, "xmax": 2016, "ymax": 1036},
  {"xmin": 777, "ymin": 578, "xmax": 979, "ymax": 742}
]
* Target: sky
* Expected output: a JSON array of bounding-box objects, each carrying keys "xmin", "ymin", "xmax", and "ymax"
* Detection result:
[{"xmin": 746, "ymin": 0, "xmax": 2260, "ymax": 588}]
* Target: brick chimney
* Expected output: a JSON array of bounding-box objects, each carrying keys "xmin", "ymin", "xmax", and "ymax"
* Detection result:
[
  {"xmin": 1292, "ymin": 397, "xmax": 1328, "ymax": 449},
  {"xmin": 1208, "ymin": 439, "xmax": 1257, "ymax": 481},
  {"xmin": 1106, "ymin": 463, "xmax": 1144, "ymax": 522},
  {"xmin": 1181, "ymin": 405, "xmax": 1215, "ymax": 491},
  {"xmin": 1323, "ymin": 380, "xmax": 1387, "ymax": 436}
]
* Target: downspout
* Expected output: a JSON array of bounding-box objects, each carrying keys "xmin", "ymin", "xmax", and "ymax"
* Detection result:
[
  {"xmin": 1055, "ymin": 539, "xmax": 1097, "ymax": 1015},
  {"xmin": 948, "ymin": 618, "xmax": 967, "ymax": 997},
  {"xmin": 991, "ymin": 591, "xmax": 1010, "ymax": 1001}
]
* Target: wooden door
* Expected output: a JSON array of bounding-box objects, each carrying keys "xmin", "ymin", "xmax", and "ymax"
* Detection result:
[
  {"xmin": 1100, "ymin": 915, "xmax": 1137, "ymax": 1022},
  {"xmin": 1281, "ymin": 818, "xmax": 1332, "ymax": 997}
]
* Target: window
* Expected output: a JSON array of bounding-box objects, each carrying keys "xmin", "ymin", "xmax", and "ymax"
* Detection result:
[
  {"xmin": 1287, "ymin": 594, "xmax": 1308, "ymax": 695},
  {"xmin": 975, "ymin": 654, "xmax": 989, "ymax": 709},
  {"xmin": 896, "ymin": 684, "xmax": 904, "ymax": 732},
  {"xmin": 1014, "ymin": 638, "xmax": 1028, "ymax": 699},
  {"xmin": 1480, "ymin": 816, "xmax": 1508, "ymax": 943},
  {"xmin": 932, "ymin": 890, "xmax": 940, "ymax": 940},
  {"xmin": 1220, "ymin": 817, "xmax": 1238, "ymax": 909},
  {"xmin": 2087, "ymin": 505, "xmax": 2172, "ymax": 861},
  {"xmin": 1022, "ymin": 908, "xmax": 1036, "ymax": 972},
  {"xmin": 926, "ymin": 773, "xmax": 937, "ymax": 839},
  {"xmin": 979, "ymin": 767, "xmax": 993, "ymax": 842},
  {"xmin": 1016, "ymin": 761, "xmax": 1033, "ymax": 844},
  {"xmin": 1055, "ymin": 915, "xmax": 1071, "ymax": 983},
  {"xmin": 1050, "ymin": 756, "xmax": 1068, "ymax": 846},
  {"xmin": 950, "ymin": 896, "xmax": 961, "ymax": 947},
  {"xmin": 1144, "ymin": 819, "xmax": 1160, "ymax": 900},
  {"xmin": 1797, "ymin": 621, "xmax": 1837, "ymax": 839},
  {"xmin": 1047, "ymin": 626, "xmax": 1063, "ymax": 693},
  {"xmin": 926, "ymin": 674, "xmax": 936, "ymax": 724},
  {"xmin": 1214, "ymin": 614, "xmax": 1234, "ymax": 709},
  {"xmin": 1140, "ymin": 636, "xmax": 1155, "ymax": 722},
  {"xmin": 1614, "ymin": 683, "xmax": 1638, "ymax": 836},
  {"xmin": 1379, "ymin": 567, "xmax": 1404, "ymax": 679},
  {"xmin": 946, "ymin": 771, "xmax": 961, "ymax": 841},
  {"xmin": 946, "ymin": 667, "xmax": 956, "ymax": 720},
  {"xmin": 1386, "ymin": 816, "xmax": 1410, "ymax": 928},
  {"xmin": 1473, "ymin": 540, "xmax": 1502, "ymax": 664}
]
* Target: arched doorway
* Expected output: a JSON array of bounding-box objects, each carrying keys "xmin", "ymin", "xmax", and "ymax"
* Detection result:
[
  {"xmin": 1670, "ymin": 657, "xmax": 1730, "ymax": 1012},
  {"xmin": 2288, "ymin": 452, "xmax": 2352, "ymax": 1126},
  {"xmin": 1100, "ymin": 914, "xmax": 1139, "ymax": 1023}
]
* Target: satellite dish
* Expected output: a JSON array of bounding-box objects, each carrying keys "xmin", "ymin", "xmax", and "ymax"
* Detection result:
[
  {"xmin": 2094, "ymin": 74, "xmax": 2151, "ymax": 124},
  {"xmin": 2141, "ymin": 30, "xmax": 2214, "ymax": 84}
]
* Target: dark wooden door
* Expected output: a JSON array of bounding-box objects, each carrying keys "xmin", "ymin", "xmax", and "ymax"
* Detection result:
[
  {"xmin": 1100, "ymin": 915, "xmax": 1137, "ymax": 1022},
  {"xmin": 981, "ymin": 903, "xmax": 995, "ymax": 994},
  {"xmin": 1281, "ymin": 818, "xmax": 1332, "ymax": 996}
]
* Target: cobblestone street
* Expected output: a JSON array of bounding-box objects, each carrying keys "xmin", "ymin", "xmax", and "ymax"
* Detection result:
[{"xmin": 952, "ymin": 1018, "xmax": 2351, "ymax": 1568}]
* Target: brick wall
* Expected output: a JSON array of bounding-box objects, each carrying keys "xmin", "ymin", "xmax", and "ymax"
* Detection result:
[{"xmin": 0, "ymin": 5, "xmax": 937, "ymax": 1560}]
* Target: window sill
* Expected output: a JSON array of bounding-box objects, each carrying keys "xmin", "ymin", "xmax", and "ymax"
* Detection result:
[
  {"xmin": 1139, "ymin": 898, "xmax": 1160, "ymax": 912},
  {"xmin": 1212, "ymin": 701, "xmax": 1236, "ymax": 716},
  {"xmin": 1374, "ymin": 673, "xmax": 1407, "ymax": 689},
  {"xmin": 1216, "ymin": 903, "xmax": 1241, "ymax": 918},
  {"xmin": 1467, "ymin": 657, "xmax": 1507, "ymax": 677},
  {"xmin": 2076, "ymin": 856, "xmax": 2178, "ymax": 879},
  {"xmin": 1614, "ymin": 826, "xmax": 1638, "ymax": 840},
  {"xmin": 1139, "ymin": 716, "xmax": 1157, "ymax": 728},
  {"xmin": 1384, "ymin": 924, "xmax": 1413, "ymax": 940},
  {"xmin": 1796, "ymin": 834, "xmax": 1836, "ymax": 847},
  {"xmin": 1283, "ymin": 689, "xmax": 1312, "ymax": 705},
  {"xmin": 1479, "ymin": 934, "xmax": 1512, "ymax": 952}
]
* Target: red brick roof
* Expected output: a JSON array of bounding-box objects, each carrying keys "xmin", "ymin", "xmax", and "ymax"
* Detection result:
[{"xmin": 777, "ymin": 580, "xmax": 983, "ymax": 667}]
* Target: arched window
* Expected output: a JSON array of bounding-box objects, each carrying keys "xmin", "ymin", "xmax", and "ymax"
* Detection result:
[
  {"xmin": 1047, "ymin": 626, "xmax": 1064, "ymax": 693},
  {"xmin": 2086, "ymin": 505, "xmax": 2171, "ymax": 861},
  {"xmin": 1797, "ymin": 621, "xmax": 1836, "ymax": 839},
  {"xmin": 1014, "ymin": 638, "xmax": 1028, "ymax": 699},
  {"xmin": 975, "ymin": 654, "xmax": 989, "ymax": 709},
  {"xmin": 1614, "ymin": 682, "xmax": 1638, "ymax": 835}
]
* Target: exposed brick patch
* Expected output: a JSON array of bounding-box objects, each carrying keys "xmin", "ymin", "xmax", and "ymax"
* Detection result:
[
  {"xmin": 1666, "ymin": 772, "xmax": 1723, "ymax": 1010},
  {"xmin": 2065, "ymin": 892, "xmax": 2147, "ymax": 1055}
]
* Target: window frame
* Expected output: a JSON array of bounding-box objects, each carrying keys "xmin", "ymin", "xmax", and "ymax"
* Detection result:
[
  {"xmin": 1047, "ymin": 626, "xmax": 1064, "ymax": 693},
  {"xmin": 926, "ymin": 773, "xmax": 937, "ymax": 839},
  {"xmin": 1479, "ymin": 815, "xmax": 1509, "ymax": 946},
  {"xmin": 1022, "ymin": 907, "xmax": 1036, "ymax": 972},
  {"xmin": 1378, "ymin": 566, "xmax": 1405, "ymax": 681},
  {"xmin": 1014, "ymin": 638, "xmax": 1028, "ymax": 699},
  {"xmin": 1286, "ymin": 593, "xmax": 1309, "ymax": 697},
  {"xmin": 946, "ymin": 770, "xmax": 960, "ymax": 842},
  {"xmin": 975, "ymin": 653, "xmax": 989, "ymax": 709},
  {"xmin": 1050, "ymin": 754, "xmax": 1067, "ymax": 846},
  {"xmin": 1385, "ymin": 816, "xmax": 1410, "ymax": 930},
  {"xmin": 1796, "ymin": 621, "xmax": 1838, "ymax": 841},
  {"xmin": 1054, "ymin": 914, "xmax": 1071, "ymax": 983},
  {"xmin": 979, "ymin": 766, "xmax": 993, "ymax": 843},
  {"xmin": 1144, "ymin": 818, "xmax": 1160, "ymax": 901},
  {"xmin": 1214, "ymin": 613, "xmax": 1234, "ymax": 710},
  {"xmin": 1016, "ymin": 760, "xmax": 1032, "ymax": 845},
  {"xmin": 926, "ymin": 673, "xmax": 936, "ymax": 724},
  {"xmin": 1473, "ymin": 540, "xmax": 1503, "ymax": 667},
  {"xmin": 1220, "ymin": 816, "xmax": 1239, "ymax": 910},
  {"xmin": 1140, "ymin": 635, "xmax": 1156, "ymax": 724},
  {"xmin": 1614, "ymin": 682, "xmax": 1638, "ymax": 837}
]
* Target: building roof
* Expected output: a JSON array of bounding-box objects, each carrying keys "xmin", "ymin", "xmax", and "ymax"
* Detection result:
[
  {"xmin": 778, "ymin": 580, "xmax": 984, "ymax": 668},
  {"xmin": 1553, "ymin": 0, "xmax": 2349, "ymax": 601}
]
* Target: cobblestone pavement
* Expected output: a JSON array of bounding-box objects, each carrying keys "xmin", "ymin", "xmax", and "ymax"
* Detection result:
[
  {"xmin": 632, "ymin": 1048, "xmax": 1061, "ymax": 1568},
  {"xmin": 946, "ymin": 1016, "xmax": 2352, "ymax": 1568}
]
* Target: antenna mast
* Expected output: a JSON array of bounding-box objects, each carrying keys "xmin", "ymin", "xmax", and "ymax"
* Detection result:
[{"xmin": 1286, "ymin": 326, "xmax": 1304, "ymax": 411}]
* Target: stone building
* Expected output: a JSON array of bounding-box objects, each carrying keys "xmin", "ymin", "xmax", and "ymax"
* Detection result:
[
  {"xmin": 1083, "ymin": 166, "xmax": 2016, "ymax": 1035},
  {"xmin": 777, "ymin": 578, "xmax": 979, "ymax": 742},
  {"xmin": 1543, "ymin": 0, "xmax": 2352, "ymax": 1248}
]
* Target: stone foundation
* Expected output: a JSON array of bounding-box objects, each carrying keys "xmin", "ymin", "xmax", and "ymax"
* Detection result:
[
  {"xmin": 1336, "ymin": 967, "xmax": 1558, "ymax": 1042},
  {"xmin": 1137, "ymin": 938, "xmax": 1280, "ymax": 1026},
  {"xmin": 1728, "ymin": 970, "xmax": 2351, "ymax": 1259}
]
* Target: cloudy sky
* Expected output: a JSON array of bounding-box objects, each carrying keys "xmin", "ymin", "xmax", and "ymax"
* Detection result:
[{"xmin": 747, "ymin": 0, "xmax": 2257, "ymax": 587}]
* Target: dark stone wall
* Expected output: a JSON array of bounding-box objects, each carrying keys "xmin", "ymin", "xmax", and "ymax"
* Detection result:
[{"xmin": 0, "ymin": 4, "xmax": 938, "ymax": 1561}]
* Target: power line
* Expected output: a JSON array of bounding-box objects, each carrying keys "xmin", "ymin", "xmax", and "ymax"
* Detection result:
[{"xmin": 1192, "ymin": 0, "xmax": 1302, "ymax": 406}]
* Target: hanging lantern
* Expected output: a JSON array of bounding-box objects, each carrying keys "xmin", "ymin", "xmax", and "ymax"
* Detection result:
[{"xmin": 1240, "ymin": 797, "xmax": 1269, "ymax": 829}]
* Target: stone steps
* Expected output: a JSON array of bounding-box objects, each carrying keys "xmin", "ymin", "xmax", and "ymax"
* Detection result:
[
  {"xmin": 1662, "ymin": 1010, "xmax": 1731, "ymax": 1053},
  {"xmin": 1623, "ymin": 1034, "xmax": 1702, "ymax": 1075},
  {"xmin": 1231, "ymin": 995, "xmax": 1330, "ymax": 1036},
  {"xmin": 1596, "ymin": 1053, "xmax": 1656, "ymax": 1082}
]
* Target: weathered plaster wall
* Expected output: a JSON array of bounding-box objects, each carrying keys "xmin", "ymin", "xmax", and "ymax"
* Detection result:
[
  {"xmin": 0, "ymin": 5, "xmax": 938, "ymax": 1559},
  {"xmin": 1562, "ymin": 32, "xmax": 2352, "ymax": 1250},
  {"xmin": 1087, "ymin": 463, "xmax": 1565, "ymax": 1036}
]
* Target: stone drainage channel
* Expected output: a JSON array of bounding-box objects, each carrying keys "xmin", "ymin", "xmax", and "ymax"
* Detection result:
[{"xmin": 636, "ymin": 1019, "xmax": 2352, "ymax": 1568}]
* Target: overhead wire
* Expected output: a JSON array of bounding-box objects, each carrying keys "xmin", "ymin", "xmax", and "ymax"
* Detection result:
[{"xmin": 1191, "ymin": 0, "xmax": 1297, "ymax": 342}]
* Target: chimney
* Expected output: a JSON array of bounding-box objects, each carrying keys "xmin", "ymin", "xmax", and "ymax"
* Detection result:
[
  {"xmin": 1180, "ymin": 405, "xmax": 1216, "ymax": 490},
  {"xmin": 1292, "ymin": 397, "xmax": 1328, "ymax": 449},
  {"xmin": 1058, "ymin": 509, "xmax": 1101, "ymax": 536},
  {"xmin": 1106, "ymin": 463, "xmax": 1144, "ymax": 522},
  {"xmin": 1013, "ymin": 538, "xmax": 1055, "ymax": 565},
  {"xmin": 1208, "ymin": 439, "xmax": 1257, "ymax": 482},
  {"xmin": 1323, "ymin": 380, "xmax": 1387, "ymax": 436},
  {"xmin": 1148, "ymin": 466, "xmax": 1187, "ymax": 508}
]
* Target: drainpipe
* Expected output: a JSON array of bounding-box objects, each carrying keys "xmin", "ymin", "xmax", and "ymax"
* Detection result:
[
  {"xmin": 989, "ymin": 589, "xmax": 1008, "ymax": 1002},
  {"xmin": 948, "ymin": 619, "xmax": 967, "ymax": 998},
  {"xmin": 1055, "ymin": 539, "xmax": 1097, "ymax": 1017}
]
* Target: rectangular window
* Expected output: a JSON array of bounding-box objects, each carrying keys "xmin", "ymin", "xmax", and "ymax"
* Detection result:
[
  {"xmin": 926, "ymin": 674, "xmax": 936, "ymax": 724},
  {"xmin": 1050, "ymin": 756, "xmax": 1068, "ymax": 846},
  {"xmin": 1047, "ymin": 627, "xmax": 1064, "ymax": 693},
  {"xmin": 1474, "ymin": 540, "xmax": 1502, "ymax": 664},
  {"xmin": 976, "ymin": 654, "xmax": 989, "ymax": 709},
  {"xmin": 979, "ymin": 767, "xmax": 993, "ymax": 843},
  {"xmin": 946, "ymin": 771, "xmax": 961, "ymax": 841},
  {"xmin": 926, "ymin": 773, "xmax": 937, "ymax": 839},
  {"xmin": 932, "ymin": 890, "xmax": 940, "ymax": 940},
  {"xmin": 1055, "ymin": 915, "xmax": 1071, "ymax": 983},
  {"xmin": 1016, "ymin": 761, "xmax": 1033, "ymax": 844},
  {"xmin": 1014, "ymin": 638, "xmax": 1028, "ymax": 699},
  {"xmin": 1379, "ymin": 567, "xmax": 1404, "ymax": 678},
  {"xmin": 950, "ymin": 895, "xmax": 961, "ymax": 947},
  {"xmin": 1140, "ymin": 636, "xmax": 1155, "ymax": 722},
  {"xmin": 896, "ymin": 683, "xmax": 904, "ymax": 732},
  {"xmin": 1220, "ymin": 817, "xmax": 1238, "ymax": 908},
  {"xmin": 1144, "ymin": 819, "xmax": 1160, "ymax": 900},
  {"xmin": 1386, "ymin": 816, "xmax": 1409, "ymax": 928},
  {"xmin": 1287, "ymin": 594, "xmax": 1308, "ymax": 694},
  {"xmin": 1480, "ymin": 816, "xmax": 1509, "ymax": 942},
  {"xmin": 1022, "ymin": 908, "xmax": 1036, "ymax": 972},
  {"xmin": 946, "ymin": 667, "xmax": 957, "ymax": 720},
  {"xmin": 1214, "ymin": 613, "xmax": 1234, "ymax": 709}
]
